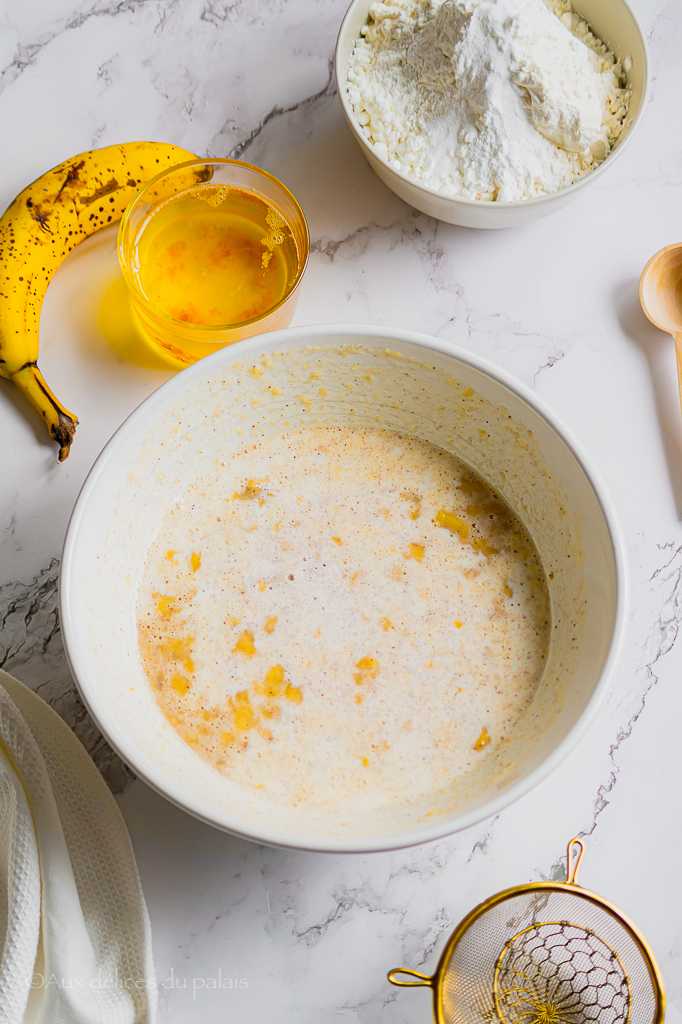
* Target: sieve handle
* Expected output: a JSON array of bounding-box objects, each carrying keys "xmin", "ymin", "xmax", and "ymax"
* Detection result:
[
  {"xmin": 566, "ymin": 836, "xmax": 586, "ymax": 885},
  {"xmin": 387, "ymin": 968, "xmax": 434, "ymax": 988}
]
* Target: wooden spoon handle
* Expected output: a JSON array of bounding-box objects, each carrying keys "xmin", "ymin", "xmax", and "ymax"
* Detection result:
[{"xmin": 674, "ymin": 333, "xmax": 682, "ymax": 421}]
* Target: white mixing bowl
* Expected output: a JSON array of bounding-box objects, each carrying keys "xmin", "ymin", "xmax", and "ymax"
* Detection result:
[
  {"xmin": 60, "ymin": 325, "xmax": 627, "ymax": 852},
  {"xmin": 335, "ymin": 0, "xmax": 649, "ymax": 228}
]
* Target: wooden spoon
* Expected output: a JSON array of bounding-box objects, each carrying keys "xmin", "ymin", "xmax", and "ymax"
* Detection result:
[{"xmin": 640, "ymin": 242, "xmax": 682, "ymax": 417}]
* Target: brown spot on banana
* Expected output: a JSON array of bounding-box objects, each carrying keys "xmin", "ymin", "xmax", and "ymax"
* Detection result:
[
  {"xmin": 78, "ymin": 178, "xmax": 120, "ymax": 205},
  {"xmin": 25, "ymin": 198, "xmax": 53, "ymax": 233},
  {"xmin": 55, "ymin": 160, "xmax": 86, "ymax": 201}
]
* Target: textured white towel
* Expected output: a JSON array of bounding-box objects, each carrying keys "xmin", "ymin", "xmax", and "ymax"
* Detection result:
[{"xmin": 0, "ymin": 669, "xmax": 156, "ymax": 1024}]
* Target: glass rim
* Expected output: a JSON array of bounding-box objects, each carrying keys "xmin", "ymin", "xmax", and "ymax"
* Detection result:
[{"xmin": 117, "ymin": 157, "xmax": 310, "ymax": 334}]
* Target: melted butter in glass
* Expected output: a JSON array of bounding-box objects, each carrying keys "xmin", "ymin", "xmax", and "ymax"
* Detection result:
[{"xmin": 134, "ymin": 185, "xmax": 297, "ymax": 326}]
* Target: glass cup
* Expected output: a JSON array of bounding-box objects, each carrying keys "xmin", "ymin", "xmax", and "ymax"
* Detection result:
[{"xmin": 117, "ymin": 158, "xmax": 310, "ymax": 367}]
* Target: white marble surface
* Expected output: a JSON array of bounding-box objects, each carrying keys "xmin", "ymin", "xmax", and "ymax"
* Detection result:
[{"xmin": 0, "ymin": 0, "xmax": 681, "ymax": 1020}]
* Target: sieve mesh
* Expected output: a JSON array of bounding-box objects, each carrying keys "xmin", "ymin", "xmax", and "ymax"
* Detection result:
[
  {"xmin": 495, "ymin": 921, "xmax": 629, "ymax": 1024},
  {"xmin": 440, "ymin": 889, "xmax": 658, "ymax": 1024}
]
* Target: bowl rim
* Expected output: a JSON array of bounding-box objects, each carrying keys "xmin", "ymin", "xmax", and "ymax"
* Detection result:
[
  {"xmin": 60, "ymin": 323, "xmax": 629, "ymax": 852},
  {"xmin": 334, "ymin": 0, "xmax": 650, "ymax": 212}
]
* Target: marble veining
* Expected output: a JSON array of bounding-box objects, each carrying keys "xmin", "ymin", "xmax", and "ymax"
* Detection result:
[
  {"xmin": 0, "ymin": 558, "xmax": 134, "ymax": 793},
  {"xmin": 0, "ymin": 0, "xmax": 681, "ymax": 1019}
]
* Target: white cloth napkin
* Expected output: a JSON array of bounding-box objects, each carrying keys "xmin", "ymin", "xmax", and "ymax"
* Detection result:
[{"xmin": 0, "ymin": 669, "xmax": 156, "ymax": 1024}]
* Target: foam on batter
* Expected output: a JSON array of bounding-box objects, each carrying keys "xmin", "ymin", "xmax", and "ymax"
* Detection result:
[{"xmin": 137, "ymin": 426, "xmax": 550, "ymax": 813}]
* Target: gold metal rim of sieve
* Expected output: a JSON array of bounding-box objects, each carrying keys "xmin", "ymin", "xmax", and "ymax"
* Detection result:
[{"xmin": 387, "ymin": 838, "xmax": 665, "ymax": 1024}]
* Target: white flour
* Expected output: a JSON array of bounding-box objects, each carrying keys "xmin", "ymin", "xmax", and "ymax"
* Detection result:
[{"xmin": 346, "ymin": 0, "xmax": 631, "ymax": 201}]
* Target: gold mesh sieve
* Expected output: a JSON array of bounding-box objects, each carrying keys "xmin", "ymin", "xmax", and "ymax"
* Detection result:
[{"xmin": 388, "ymin": 838, "xmax": 665, "ymax": 1024}]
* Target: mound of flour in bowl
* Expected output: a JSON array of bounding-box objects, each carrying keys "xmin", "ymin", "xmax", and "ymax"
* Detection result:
[{"xmin": 346, "ymin": 0, "xmax": 631, "ymax": 201}]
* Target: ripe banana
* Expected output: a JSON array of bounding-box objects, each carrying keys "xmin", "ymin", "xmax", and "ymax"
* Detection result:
[{"xmin": 0, "ymin": 141, "xmax": 196, "ymax": 460}]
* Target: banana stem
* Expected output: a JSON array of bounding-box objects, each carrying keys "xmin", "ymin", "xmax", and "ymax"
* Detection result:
[{"xmin": 10, "ymin": 362, "xmax": 78, "ymax": 461}]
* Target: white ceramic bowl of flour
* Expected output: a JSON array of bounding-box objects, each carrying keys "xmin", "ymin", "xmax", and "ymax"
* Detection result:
[
  {"xmin": 335, "ymin": 0, "xmax": 649, "ymax": 229},
  {"xmin": 60, "ymin": 325, "xmax": 627, "ymax": 852}
]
